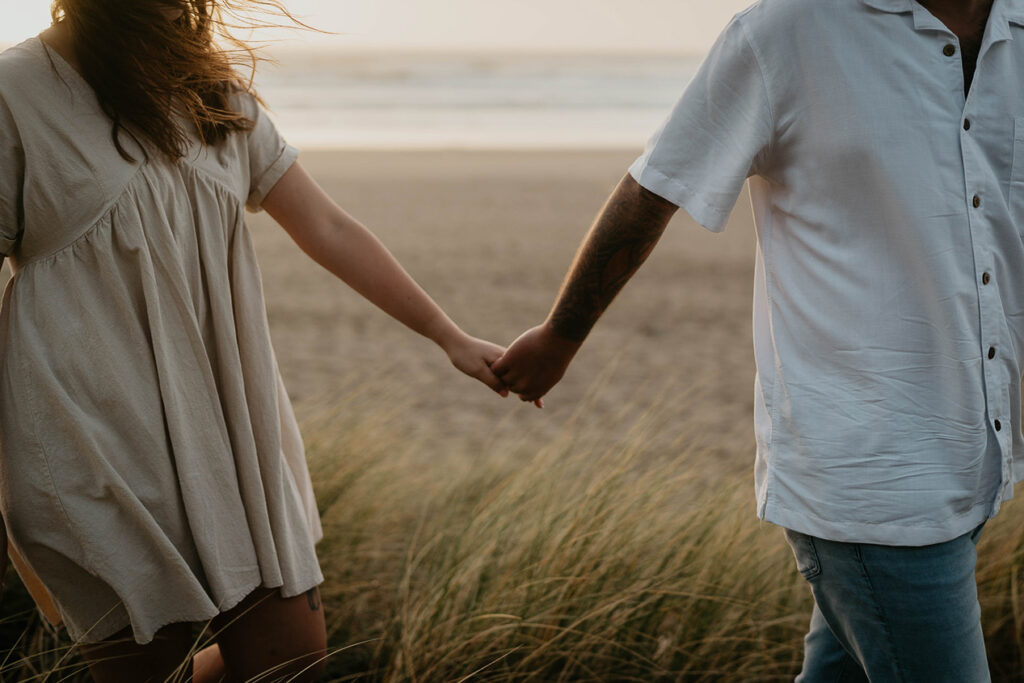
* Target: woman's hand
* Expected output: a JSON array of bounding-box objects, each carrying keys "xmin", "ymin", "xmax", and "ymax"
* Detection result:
[{"xmin": 440, "ymin": 331, "xmax": 510, "ymax": 397}]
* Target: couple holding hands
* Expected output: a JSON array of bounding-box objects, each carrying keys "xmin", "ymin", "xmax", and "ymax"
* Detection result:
[
  {"xmin": 2, "ymin": 0, "xmax": 1021, "ymax": 681},
  {"xmin": 1, "ymin": 1, "xmax": 669, "ymax": 680}
]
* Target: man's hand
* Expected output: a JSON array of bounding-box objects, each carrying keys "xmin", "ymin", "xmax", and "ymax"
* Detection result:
[
  {"xmin": 494, "ymin": 174, "xmax": 676, "ymax": 406},
  {"xmin": 492, "ymin": 324, "xmax": 583, "ymax": 404}
]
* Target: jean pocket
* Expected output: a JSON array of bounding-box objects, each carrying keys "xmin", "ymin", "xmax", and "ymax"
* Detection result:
[{"xmin": 783, "ymin": 528, "xmax": 822, "ymax": 581}]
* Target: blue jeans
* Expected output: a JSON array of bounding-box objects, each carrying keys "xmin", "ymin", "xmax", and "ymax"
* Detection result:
[{"xmin": 784, "ymin": 524, "xmax": 990, "ymax": 682}]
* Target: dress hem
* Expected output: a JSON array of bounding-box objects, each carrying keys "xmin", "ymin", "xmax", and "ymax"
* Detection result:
[{"xmin": 68, "ymin": 572, "xmax": 325, "ymax": 646}]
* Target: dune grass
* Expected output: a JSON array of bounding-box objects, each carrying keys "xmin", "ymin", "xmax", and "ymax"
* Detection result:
[{"xmin": 3, "ymin": 389, "xmax": 1024, "ymax": 681}]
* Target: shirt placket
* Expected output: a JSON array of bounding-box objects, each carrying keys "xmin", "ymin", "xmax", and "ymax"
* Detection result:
[{"xmin": 948, "ymin": 31, "xmax": 1015, "ymax": 506}]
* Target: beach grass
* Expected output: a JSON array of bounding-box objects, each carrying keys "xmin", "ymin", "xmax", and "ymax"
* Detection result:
[
  {"xmin": 3, "ymin": 150, "xmax": 1024, "ymax": 680},
  {"xmin": 3, "ymin": 386, "xmax": 1024, "ymax": 681}
]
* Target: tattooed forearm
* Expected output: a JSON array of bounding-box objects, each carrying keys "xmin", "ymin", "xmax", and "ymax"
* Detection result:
[{"xmin": 548, "ymin": 175, "xmax": 676, "ymax": 342}]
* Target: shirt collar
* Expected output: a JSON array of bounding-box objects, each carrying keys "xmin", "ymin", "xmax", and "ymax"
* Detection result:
[
  {"xmin": 858, "ymin": 0, "xmax": 1023, "ymax": 40},
  {"xmin": 859, "ymin": 0, "xmax": 913, "ymax": 13}
]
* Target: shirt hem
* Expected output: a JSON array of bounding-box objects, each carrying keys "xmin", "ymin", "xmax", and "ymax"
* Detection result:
[{"xmin": 760, "ymin": 498, "xmax": 993, "ymax": 547}]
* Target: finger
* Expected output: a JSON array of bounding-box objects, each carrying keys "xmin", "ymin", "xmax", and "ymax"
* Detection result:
[
  {"xmin": 517, "ymin": 389, "xmax": 545, "ymax": 405},
  {"xmin": 475, "ymin": 364, "xmax": 510, "ymax": 395},
  {"xmin": 508, "ymin": 378, "xmax": 530, "ymax": 395},
  {"xmin": 482, "ymin": 344, "xmax": 507, "ymax": 363},
  {"xmin": 491, "ymin": 354, "xmax": 510, "ymax": 376},
  {"xmin": 500, "ymin": 369, "xmax": 523, "ymax": 392}
]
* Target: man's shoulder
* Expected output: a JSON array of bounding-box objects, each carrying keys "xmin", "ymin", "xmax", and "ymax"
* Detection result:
[{"xmin": 730, "ymin": 0, "xmax": 855, "ymax": 50}]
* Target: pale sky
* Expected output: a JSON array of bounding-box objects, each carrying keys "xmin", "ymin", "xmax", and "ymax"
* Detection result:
[{"xmin": 4, "ymin": 0, "xmax": 753, "ymax": 53}]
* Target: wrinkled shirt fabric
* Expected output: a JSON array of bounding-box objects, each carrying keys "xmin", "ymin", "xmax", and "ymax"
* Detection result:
[{"xmin": 631, "ymin": 0, "xmax": 1024, "ymax": 545}]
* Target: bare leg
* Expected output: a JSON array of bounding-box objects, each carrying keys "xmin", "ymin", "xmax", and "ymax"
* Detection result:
[
  {"xmin": 79, "ymin": 622, "xmax": 195, "ymax": 683},
  {"xmin": 193, "ymin": 643, "xmax": 228, "ymax": 682},
  {"xmin": 211, "ymin": 585, "xmax": 327, "ymax": 682}
]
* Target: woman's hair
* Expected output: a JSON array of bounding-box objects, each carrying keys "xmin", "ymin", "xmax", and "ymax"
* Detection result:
[{"xmin": 50, "ymin": 0, "xmax": 297, "ymax": 162}]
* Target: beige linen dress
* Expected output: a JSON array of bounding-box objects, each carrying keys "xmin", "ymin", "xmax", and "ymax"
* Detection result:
[{"xmin": 0, "ymin": 37, "xmax": 324, "ymax": 644}]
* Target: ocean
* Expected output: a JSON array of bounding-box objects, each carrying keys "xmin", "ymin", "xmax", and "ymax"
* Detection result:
[{"xmin": 255, "ymin": 50, "xmax": 702, "ymax": 149}]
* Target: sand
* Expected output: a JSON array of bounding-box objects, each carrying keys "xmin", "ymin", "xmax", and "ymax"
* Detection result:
[
  {"xmin": 0, "ymin": 149, "xmax": 759, "ymax": 478},
  {"xmin": 248, "ymin": 149, "xmax": 759, "ymax": 475}
]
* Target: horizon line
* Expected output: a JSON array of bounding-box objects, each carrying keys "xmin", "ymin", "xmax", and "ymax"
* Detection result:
[{"xmin": 0, "ymin": 37, "xmax": 705, "ymax": 60}]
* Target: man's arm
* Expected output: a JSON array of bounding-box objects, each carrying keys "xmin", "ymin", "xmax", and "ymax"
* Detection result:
[{"xmin": 492, "ymin": 173, "xmax": 678, "ymax": 402}]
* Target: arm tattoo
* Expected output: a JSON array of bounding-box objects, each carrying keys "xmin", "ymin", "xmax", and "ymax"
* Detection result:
[{"xmin": 548, "ymin": 176, "xmax": 675, "ymax": 342}]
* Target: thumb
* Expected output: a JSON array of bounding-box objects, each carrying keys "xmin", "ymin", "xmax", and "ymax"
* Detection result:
[
  {"xmin": 475, "ymin": 362, "xmax": 510, "ymax": 396},
  {"xmin": 490, "ymin": 351, "xmax": 511, "ymax": 376}
]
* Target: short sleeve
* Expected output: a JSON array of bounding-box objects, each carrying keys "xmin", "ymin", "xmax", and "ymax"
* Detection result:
[
  {"xmin": 0, "ymin": 95, "xmax": 25, "ymax": 254},
  {"xmin": 629, "ymin": 14, "xmax": 774, "ymax": 232},
  {"xmin": 240, "ymin": 93, "xmax": 299, "ymax": 212}
]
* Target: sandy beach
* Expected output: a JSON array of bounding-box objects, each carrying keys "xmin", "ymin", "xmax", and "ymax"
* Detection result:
[{"xmin": 249, "ymin": 149, "xmax": 759, "ymax": 477}]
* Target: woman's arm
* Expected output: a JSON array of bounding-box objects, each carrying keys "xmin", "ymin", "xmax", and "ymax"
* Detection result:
[{"xmin": 261, "ymin": 161, "xmax": 508, "ymax": 396}]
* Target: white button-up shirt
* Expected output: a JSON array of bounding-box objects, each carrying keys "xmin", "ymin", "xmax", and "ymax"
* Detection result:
[{"xmin": 630, "ymin": 0, "xmax": 1024, "ymax": 545}]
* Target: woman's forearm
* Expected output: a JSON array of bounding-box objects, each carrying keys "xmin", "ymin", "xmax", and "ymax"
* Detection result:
[
  {"xmin": 300, "ymin": 212, "xmax": 462, "ymax": 351},
  {"xmin": 261, "ymin": 163, "xmax": 465, "ymax": 353}
]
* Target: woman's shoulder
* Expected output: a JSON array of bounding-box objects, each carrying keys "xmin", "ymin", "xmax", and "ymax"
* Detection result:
[
  {"xmin": 0, "ymin": 37, "xmax": 70, "ymax": 116},
  {"xmin": 224, "ymin": 86, "xmax": 263, "ymax": 122},
  {"xmin": 0, "ymin": 38, "xmax": 50, "ymax": 88}
]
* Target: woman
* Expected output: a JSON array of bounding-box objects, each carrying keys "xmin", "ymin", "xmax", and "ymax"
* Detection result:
[{"xmin": 0, "ymin": 1, "xmax": 510, "ymax": 680}]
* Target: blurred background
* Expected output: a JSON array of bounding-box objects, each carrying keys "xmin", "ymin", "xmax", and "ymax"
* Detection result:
[{"xmin": 3, "ymin": 1, "xmax": 753, "ymax": 148}]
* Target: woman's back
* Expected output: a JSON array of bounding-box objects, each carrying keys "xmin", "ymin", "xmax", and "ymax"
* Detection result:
[{"xmin": 0, "ymin": 34, "xmax": 323, "ymax": 646}]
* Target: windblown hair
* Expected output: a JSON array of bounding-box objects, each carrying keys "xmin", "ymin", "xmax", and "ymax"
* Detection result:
[{"xmin": 50, "ymin": 0, "xmax": 297, "ymax": 162}]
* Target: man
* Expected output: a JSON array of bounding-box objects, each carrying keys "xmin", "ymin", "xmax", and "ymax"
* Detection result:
[{"xmin": 491, "ymin": 0, "xmax": 1020, "ymax": 679}]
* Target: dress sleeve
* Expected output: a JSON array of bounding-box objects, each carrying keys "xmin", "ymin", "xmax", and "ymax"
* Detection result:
[
  {"xmin": 629, "ymin": 15, "xmax": 774, "ymax": 233},
  {"xmin": 240, "ymin": 92, "xmax": 299, "ymax": 213},
  {"xmin": 0, "ymin": 95, "xmax": 25, "ymax": 254}
]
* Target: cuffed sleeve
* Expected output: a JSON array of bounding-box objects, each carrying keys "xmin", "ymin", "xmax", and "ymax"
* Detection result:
[
  {"xmin": 237, "ymin": 92, "xmax": 298, "ymax": 212},
  {"xmin": 629, "ymin": 14, "xmax": 774, "ymax": 232}
]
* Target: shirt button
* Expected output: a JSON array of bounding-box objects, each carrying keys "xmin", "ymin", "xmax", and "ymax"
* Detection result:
[
  {"xmin": 973, "ymin": 195, "xmax": 982, "ymax": 208},
  {"xmin": 963, "ymin": 119, "xmax": 971, "ymax": 131},
  {"xmin": 989, "ymin": 347, "xmax": 996, "ymax": 359},
  {"xmin": 943, "ymin": 44, "xmax": 957, "ymax": 56},
  {"xmin": 995, "ymin": 420, "xmax": 1003, "ymax": 431},
  {"xmin": 982, "ymin": 272, "xmax": 991, "ymax": 285}
]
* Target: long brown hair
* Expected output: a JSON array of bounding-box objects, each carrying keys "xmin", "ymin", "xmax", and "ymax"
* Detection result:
[{"xmin": 50, "ymin": 0, "xmax": 298, "ymax": 162}]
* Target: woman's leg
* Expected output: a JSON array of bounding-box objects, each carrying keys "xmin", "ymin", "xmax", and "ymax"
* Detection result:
[
  {"xmin": 211, "ymin": 585, "xmax": 327, "ymax": 682},
  {"xmin": 194, "ymin": 643, "xmax": 228, "ymax": 682},
  {"xmin": 79, "ymin": 621, "xmax": 197, "ymax": 683}
]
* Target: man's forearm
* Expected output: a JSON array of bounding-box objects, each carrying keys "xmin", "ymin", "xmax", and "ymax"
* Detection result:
[{"xmin": 547, "ymin": 174, "xmax": 677, "ymax": 342}]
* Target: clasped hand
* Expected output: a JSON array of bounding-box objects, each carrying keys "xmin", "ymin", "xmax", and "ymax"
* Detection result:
[
  {"xmin": 490, "ymin": 323, "xmax": 582, "ymax": 406},
  {"xmin": 448, "ymin": 323, "xmax": 580, "ymax": 406}
]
